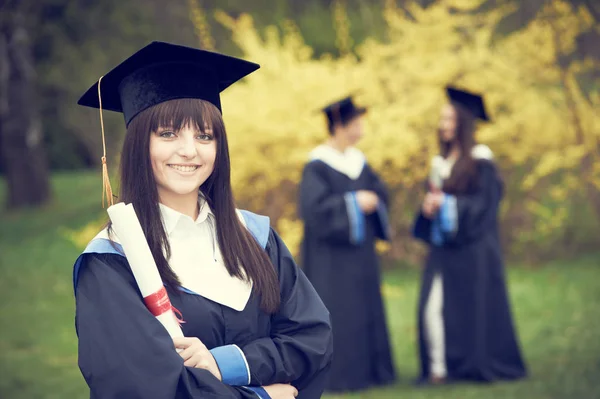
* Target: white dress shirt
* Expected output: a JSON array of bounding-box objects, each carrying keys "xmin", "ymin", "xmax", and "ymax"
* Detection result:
[{"xmin": 159, "ymin": 200, "xmax": 253, "ymax": 311}]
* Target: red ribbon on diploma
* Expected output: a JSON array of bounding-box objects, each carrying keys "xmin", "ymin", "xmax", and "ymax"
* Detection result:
[{"xmin": 143, "ymin": 286, "xmax": 185, "ymax": 325}]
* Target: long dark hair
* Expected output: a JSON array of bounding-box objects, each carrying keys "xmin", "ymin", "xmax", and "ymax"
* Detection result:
[
  {"xmin": 112, "ymin": 98, "xmax": 280, "ymax": 313},
  {"xmin": 438, "ymin": 102, "xmax": 478, "ymax": 194}
]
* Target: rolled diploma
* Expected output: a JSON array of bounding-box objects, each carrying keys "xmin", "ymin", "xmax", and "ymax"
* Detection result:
[
  {"xmin": 107, "ymin": 202, "xmax": 184, "ymax": 339},
  {"xmin": 429, "ymin": 158, "xmax": 443, "ymax": 192}
]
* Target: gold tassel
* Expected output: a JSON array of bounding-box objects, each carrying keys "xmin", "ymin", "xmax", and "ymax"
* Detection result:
[
  {"xmin": 98, "ymin": 76, "xmax": 114, "ymax": 208},
  {"xmin": 101, "ymin": 156, "xmax": 113, "ymax": 208}
]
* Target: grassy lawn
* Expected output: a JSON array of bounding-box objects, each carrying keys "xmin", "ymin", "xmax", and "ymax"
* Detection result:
[{"xmin": 1, "ymin": 172, "xmax": 599, "ymax": 398}]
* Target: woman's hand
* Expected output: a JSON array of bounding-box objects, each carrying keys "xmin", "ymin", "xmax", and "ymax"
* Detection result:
[
  {"xmin": 422, "ymin": 192, "xmax": 444, "ymax": 219},
  {"xmin": 355, "ymin": 190, "xmax": 379, "ymax": 214},
  {"xmin": 173, "ymin": 337, "xmax": 222, "ymax": 381},
  {"xmin": 263, "ymin": 383, "xmax": 298, "ymax": 399}
]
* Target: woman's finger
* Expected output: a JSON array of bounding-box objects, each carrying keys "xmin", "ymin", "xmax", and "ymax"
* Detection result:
[
  {"xmin": 183, "ymin": 356, "xmax": 198, "ymax": 367},
  {"xmin": 178, "ymin": 343, "xmax": 201, "ymax": 361},
  {"xmin": 172, "ymin": 337, "xmax": 191, "ymax": 349}
]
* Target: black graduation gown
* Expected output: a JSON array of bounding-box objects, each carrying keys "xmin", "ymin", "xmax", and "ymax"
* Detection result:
[
  {"xmin": 412, "ymin": 159, "xmax": 527, "ymax": 382},
  {"xmin": 298, "ymin": 159, "xmax": 396, "ymax": 392},
  {"xmin": 73, "ymin": 228, "xmax": 333, "ymax": 399}
]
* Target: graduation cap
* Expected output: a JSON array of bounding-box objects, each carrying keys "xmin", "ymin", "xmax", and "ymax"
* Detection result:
[
  {"xmin": 78, "ymin": 41, "xmax": 260, "ymax": 126},
  {"xmin": 321, "ymin": 96, "xmax": 367, "ymax": 128},
  {"xmin": 77, "ymin": 41, "xmax": 260, "ymax": 208},
  {"xmin": 446, "ymin": 86, "xmax": 490, "ymax": 122}
]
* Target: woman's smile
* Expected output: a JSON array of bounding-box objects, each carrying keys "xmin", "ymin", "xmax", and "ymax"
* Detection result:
[{"xmin": 167, "ymin": 164, "xmax": 201, "ymax": 174}]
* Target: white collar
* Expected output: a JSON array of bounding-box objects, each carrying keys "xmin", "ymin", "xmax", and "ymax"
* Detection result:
[
  {"xmin": 430, "ymin": 144, "xmax": 494, "ymax": 184},
  {"xmin": 471, "ymin": 144, "xmax": 494, "ymax": 160},
  {"xmin": 159, "ymin": 197, "xmax": 213, "ymax": 235},
  {"xmin": 95, "ymin": 202, "xmax": 254, "ymax": 312},
  {"xmin": 309, "ymin": 144, "xmax": 366, "ymax": 179}
]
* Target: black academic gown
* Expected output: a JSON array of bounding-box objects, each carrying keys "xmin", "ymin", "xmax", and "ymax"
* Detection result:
[
  {"xmin": 298, "ymin": 160, "xmax": 396, "ymax": 392},
  {"xmin": 412, "ymin": 159, "xmax": 527, "ymax": 382},
  {"xmin": 74, "ymin": 228, "xmax": 333, "ymax": 399}
]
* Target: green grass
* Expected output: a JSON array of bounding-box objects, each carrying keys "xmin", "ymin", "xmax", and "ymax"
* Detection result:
[
  {"xmin": 1, "ymin": 172, "xmax": 599, "ymax": 399},
  {"xmin": 324, "ymin": 254, "xmax": 600, "ymax": 399},
  {"xmin": 0, "ymin": 171, "xmax": 102, "ymax": 398}
]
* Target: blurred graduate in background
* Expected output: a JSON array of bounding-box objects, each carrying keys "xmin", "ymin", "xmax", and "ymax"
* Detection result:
[
  {"xmin": 298, "ymin": 96, "xmax": 396, "ymax": 392},
  {"xmin": 412, "ymin": 86, "xmax": 527, "ymax": 385}
]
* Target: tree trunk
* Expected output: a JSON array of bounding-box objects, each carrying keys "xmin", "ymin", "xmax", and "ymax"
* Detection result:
[
  {"xmin": 560, "ymin": 69, "xmax": 600, "ymax": 222},
  {"xmin": 548, "ymin": 3, "xmax": 600, "ymax": 223},
  {"xmin": 0, "ymin": 5, "xmax": 51, "ymax": 209}
]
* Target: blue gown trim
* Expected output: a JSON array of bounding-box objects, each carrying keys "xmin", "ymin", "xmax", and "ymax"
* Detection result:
[
  {"xmin": 73, "ymin": 238, "xmax": 122, "ymax": 293},
  {"xmin": 210, "ymin": 344, "xmax": 251, "ymax": 385},
  {"xmin": 343, "ymin": 192, "xmax": 365, "ymax": 245},
  {"xmin": 439, "ymin": 194, "xmax": 457, "ymax": 234},
  {"xmin": 431, "ymin": 194, "xmax": 458, "ymax": 246},
  {"xmin": 73, "ymin": 210, "xmax": 271, "ymax": 294},
  {"xmin": 238, "ymin": 210, "xmax": 270, "ymax": 250}
]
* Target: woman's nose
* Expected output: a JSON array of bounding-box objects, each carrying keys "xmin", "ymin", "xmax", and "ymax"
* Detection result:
[{"xmin": 177, "ymin": 136, "xmax": 197, "ymax": 158}]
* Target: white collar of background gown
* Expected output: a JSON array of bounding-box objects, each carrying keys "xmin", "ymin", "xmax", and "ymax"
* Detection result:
[
  {"xmin": 431, "ymin": 143, "xmax": 494, "ymax": 180},
  {"xmin": 309, "ymin": 144, "xmax": 366, "ymax": 180}
]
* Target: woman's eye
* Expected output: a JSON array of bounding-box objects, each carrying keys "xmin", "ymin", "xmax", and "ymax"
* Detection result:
[
  {"xmin": 159, "ymin": 131, "xmax": 176, "ymax": 138},
  {"xmin": 198, "ymin": 133, "xmax": 213, "ymax": 141}
]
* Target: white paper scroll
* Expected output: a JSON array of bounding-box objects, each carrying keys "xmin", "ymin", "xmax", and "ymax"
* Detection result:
[
  {"xmin": 107, "ymin": 202, "xmax": 184, "ymax": 339},
  {"xmin": 430, "ymin": 156, "xmax": 444, "ymax": 191}
]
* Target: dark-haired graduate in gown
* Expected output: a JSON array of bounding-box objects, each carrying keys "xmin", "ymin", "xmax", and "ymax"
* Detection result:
[
  {"xmin": 73, "ymin": 42, "xmax": 332, "ymax": 398},
  {"xmin": 298, "ymin": 96, "xmax": 396, "ymax": 392},
  {"xmin": 412, "ymin": 87, "xmax": 527, "ymax": 385}
]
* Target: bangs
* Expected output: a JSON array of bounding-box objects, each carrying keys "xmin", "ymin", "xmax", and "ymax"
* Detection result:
[{"xmin": 142, "ymin": 98, "xmax": 222, "ymax": 134}]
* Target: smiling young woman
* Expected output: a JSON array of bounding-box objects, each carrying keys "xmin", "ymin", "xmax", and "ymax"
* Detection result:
[{"xmin": 72, "ymin": 42, "xmax": 332, "ymax": 399}]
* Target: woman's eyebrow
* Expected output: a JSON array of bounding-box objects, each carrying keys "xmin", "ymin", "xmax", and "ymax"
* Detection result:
[{"xmin": 203, "ymin": 122, "xmax": 213, "ymax": 133}]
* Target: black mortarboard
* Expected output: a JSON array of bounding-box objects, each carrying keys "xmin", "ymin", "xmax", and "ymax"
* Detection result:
[
  {"xmin": 322, "ymin": 96, "xmax": 367, "ymax": 127},
  {"xmin": 78, "ymin": 41, "xmax": 260, "ymax": 126},
  {"xmin": 446, "ymin": 86, "xmax": 490, "ymax": 122}
]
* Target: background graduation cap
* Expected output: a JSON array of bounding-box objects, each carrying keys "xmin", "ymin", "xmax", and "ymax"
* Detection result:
[
  {"xmin": 77, "ymin": 41, "xmax": 260, "ymax": 207},
  {"xmin": 321, "ymin": 95, "xmax": 367, "ymax": 128},
  {"xmin": 446, "ymin": 86, "xmax": 490, "ymax": 122}
]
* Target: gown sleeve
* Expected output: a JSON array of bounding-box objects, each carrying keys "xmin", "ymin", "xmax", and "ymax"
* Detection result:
[
  {"xmin": 364, "ymin": 164, "xmax": 391, "ymax": 241},
  {"xmin": 412, "ymin": 178, "xmax": 434, "ymax": 244},
  {"xmin": 298, "ymin": 161, "xmax": 366, "ymax": 245},
  {"xmin": 412, "ymin": 212, "xmax": 433, "ymax": 244},
  {"xmin": 239, "ymin": 229, "xmax": 333, "ymax": 397},
  {"xmin": 445, "ymin": 160, "xmax": 503, "ymax": 246},
  {"xmin": 75, "ymin": 253, "xmax": 257, "ymax": 399}
]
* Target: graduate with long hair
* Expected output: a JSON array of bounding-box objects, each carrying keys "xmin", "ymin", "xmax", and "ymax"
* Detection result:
[
  {"xmin": 73, "ymin": 42, "xmax": 332, "ymax": 399},
  {"xmin": 413, "ymin": 86, "xmax": 527, "ymax": 385}
]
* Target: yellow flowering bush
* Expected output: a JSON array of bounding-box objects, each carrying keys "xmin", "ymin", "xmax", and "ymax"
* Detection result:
[
  {"xmin": 68, "ymin": 0, "xmax": 600, "ymax": 263},
  {"xmin": 207, "ymin": 0, "xmax": 600, "ymax": 261}
]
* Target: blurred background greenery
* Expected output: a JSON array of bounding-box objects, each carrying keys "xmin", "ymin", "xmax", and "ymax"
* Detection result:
[{"xmin": 0, "ymin": 0, "xmax": 599, "ymax": 398}]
